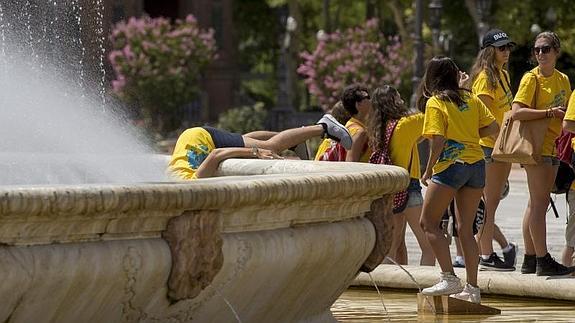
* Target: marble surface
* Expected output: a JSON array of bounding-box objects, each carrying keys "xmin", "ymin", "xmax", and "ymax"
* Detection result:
[
  {"xmin": 0, "ymin": 159, "xmax": 409, "ymax": 322},
  {"xmin": 354, "ymin": 264, "xmax": 575, "ymax": 301}
]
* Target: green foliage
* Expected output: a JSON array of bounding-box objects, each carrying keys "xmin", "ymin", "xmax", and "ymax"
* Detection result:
[{"xmin": 217, "ymin": 102, "xmax": 268, "ymax": 134}]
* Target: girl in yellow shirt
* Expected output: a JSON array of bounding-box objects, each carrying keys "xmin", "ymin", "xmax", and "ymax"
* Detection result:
[
  {"xmin": 512, "ymin": 31, "xmax": 575, "ymax": 276},
  {"xmin": 469, "ymin": 29, "xmax": 516, "ymax": 271},
  {"xmin": 417, "ymin": 56, "xmax": 498, "ymax": 303},
  {"xmin": 367, "ymin": 85, "xmax": 435, "ymax": 266}
]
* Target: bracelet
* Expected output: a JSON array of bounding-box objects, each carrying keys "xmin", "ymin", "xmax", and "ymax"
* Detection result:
[
  {"xmin": 251, "ymin": 145, "xmax": 259, "ymax": 157},
  {"xmin": 546, "ymin": 109, "xmax": 553, "ymax": 118}
]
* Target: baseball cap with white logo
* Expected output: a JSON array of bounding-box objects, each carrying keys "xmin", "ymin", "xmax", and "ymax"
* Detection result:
[{"xmin": 481, "ymin": 29, "xmax": 516, "ymax": 49}]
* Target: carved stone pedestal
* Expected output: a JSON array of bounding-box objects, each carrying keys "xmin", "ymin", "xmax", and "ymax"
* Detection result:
[{"xmin": 417, "ymin": 293, "xmax": 501, "ymax": 315}]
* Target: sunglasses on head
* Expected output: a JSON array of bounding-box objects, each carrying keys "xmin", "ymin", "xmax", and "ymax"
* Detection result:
[
  {"xmin": 496, "ymin": 44, "xmax": 513, "ymax": 52},
  {"xmin": 533, "ymin": 45, "xmax": 552, "ymax": 55}
]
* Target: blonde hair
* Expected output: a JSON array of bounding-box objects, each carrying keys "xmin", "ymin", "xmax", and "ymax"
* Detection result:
[{"xmin": 469, "ymin": 46, "xmax": 505, "ymax": 92}]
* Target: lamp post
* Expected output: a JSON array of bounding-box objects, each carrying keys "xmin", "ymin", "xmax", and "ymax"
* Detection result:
[
  {"xmin": 411, "ymin": 0, "xmax": 423, "ymax": 110},
  {"xmin": 271, "ymin": 8, "xmax": 296, "ymax": 131},
  {"xmin": 476, "ymin": 0, "xmax": 492, "ymax": 45},
  {"xmin": 428, "ymin": 0, "xmax": 442, "ymax": 55}
]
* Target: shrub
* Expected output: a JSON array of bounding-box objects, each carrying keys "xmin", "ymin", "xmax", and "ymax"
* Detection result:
[
  {"xmin": 217, "ymin": 102, "xmax": 268, "ymax": 134},
  {"xmin": 297, "ymin": 19, "xmax": 409, "ymax": 110},
  {"xmin": 109, "ymin": 15, "xmax": 216, "ymax": 135}
]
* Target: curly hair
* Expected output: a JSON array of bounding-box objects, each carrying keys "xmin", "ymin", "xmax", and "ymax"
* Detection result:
[
  {"xmin": 469, "ymin": 46, "xmax": 502, "ymax": 92},
  {"xmin": 341, "ymin": 84, "xmax": 369, "ymax": 116},
  {"xmin": 329, "ymin": 101, "xmax": 351, "ymax": 125},
  {"xmin": 367, "ymin": 85, "xmax": 409, "ymax": 152},
  {"xmin": 416, "ymin": 56, "xmax": 467, "ymax": 113}
]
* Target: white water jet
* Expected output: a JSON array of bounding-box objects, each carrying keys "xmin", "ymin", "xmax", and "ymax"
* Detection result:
[{"xmin": 0, "ymin": 1, "xmax": 168, "ymax": 185}]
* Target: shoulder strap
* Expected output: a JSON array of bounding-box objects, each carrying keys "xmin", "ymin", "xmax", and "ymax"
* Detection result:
[
  {"xmin": 528, "ymin": 71, "xmax": 539, "ymax": 109},
  {"xmin": 383, "ymin": 119, "xmax": 400, "ymax": 150}
]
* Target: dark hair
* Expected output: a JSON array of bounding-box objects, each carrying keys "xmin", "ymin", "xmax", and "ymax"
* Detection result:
[
  {"xmin": 416, "ymin": 56, "xmax": 466, "ymax": 112},
  {"xmin": 368, "ymin": 85, "xmax": 409, "ymax": 151},
  {"xmin": 341, "ymin": 84, "xmax": 369, "ymax": 116},
  {"xmin": 329, "ymin": 101, "xmax": 351, "ymax": 125}
]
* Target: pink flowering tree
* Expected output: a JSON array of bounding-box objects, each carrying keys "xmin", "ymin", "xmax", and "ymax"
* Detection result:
[
  {"xmin": 109, "ymin": 15, "xmax": 217, "ymax": 135},
  {"xmin": 297, "ymin": 19, "xmax": 409, "ymax": 110}
]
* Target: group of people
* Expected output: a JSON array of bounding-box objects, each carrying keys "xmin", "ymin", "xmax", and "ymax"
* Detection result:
[{"xmin": 168, "ymin": 29, "xmax": 575, "ymax": 304}]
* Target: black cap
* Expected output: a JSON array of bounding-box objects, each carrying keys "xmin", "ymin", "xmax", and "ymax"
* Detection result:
[{"xmin": 481, "ymin": 29, "xmax": 516, "ymax": 49}]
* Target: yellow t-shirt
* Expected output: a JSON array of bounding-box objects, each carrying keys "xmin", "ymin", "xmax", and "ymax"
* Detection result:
[
  {"xmin": 563, "ymin": 91, "xmax": 575, "ymax": 148},
  {"xmin": 390, "ymin": 113, "xmax": 423, "ymax": 179},
  {"xmin": 513, "ymin": 67, "xmax": 571, "ymax": 156},
  {"xmin": 423, "ymin": 93, "xmax": 495, "ymax": 174},
  {"xmin": 346, "ymin": 117, "xmax": 371, "ymax": 162},
  {"xmin": 168, "ymin": 127, "xmax": 216, "ymax": 180},
  {"xmin": 314, "ymin": 138, "xmax": 332, "ymax": 160},
  {"xmin": 472, "ymin": 69, "xmax": 513, "ymax": 148}
]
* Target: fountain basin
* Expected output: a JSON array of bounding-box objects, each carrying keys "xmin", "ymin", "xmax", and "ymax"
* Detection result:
[{"xmin": 0, "ymin": 159, "xmax": 408, "ymax": 322}]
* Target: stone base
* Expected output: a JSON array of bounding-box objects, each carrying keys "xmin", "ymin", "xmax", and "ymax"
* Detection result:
[{"xmin": 417, "ymin": 294, "xmax": 501, "ymax": 315}]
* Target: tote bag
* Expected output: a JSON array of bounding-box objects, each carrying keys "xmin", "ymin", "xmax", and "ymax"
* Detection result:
[{"xmin": 492, "ymin": 73, "xmax": 549, "ymax": 165}]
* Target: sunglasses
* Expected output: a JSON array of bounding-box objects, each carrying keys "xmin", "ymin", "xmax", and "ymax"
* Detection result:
[
  {"xmin": 533, "ymin": 45, "xmax": 553, "ymax": 55},
  {"xmin": 496, "ymin": 44, "xmax": 514, "ymax": 52}
]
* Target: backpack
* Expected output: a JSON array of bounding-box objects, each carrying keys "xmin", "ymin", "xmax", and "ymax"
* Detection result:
[
  {"xmin": 368, "ymin": 119, "xmax": 409, "ymax": 213},
  {"xmin": 553, "ymin": 129, "xmax": 575, "ymax": 194},
  {"xmin": 318, "ymin": 140, "xmax": 347, "ymax": 161}
]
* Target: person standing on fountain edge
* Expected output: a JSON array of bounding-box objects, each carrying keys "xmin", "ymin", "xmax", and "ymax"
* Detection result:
[
  {"xmin": 417, "ymin": 56, "xmax": 498, "ymax": 304},
  {"xmin": 168, "ymin": 115, "xmax": 352, "ymax": 179},
  {"xmin": 469, "ymin": 29, "xmax": 517, "ymax": 271},
  {"xmin": 367, "ymin": 85, "xmax": 435, "ymax": 266},
  {"xmin": 512, "ymin": 31, "xmax": 575, "ymax": 276}
]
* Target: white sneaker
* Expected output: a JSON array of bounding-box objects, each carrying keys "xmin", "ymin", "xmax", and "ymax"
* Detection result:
[
  {"xmin": 316, "ymin": 114, "xmax": 352, "ymax": 150},
  {"xmin": 450, "ymin": 283, "xmax": 481, "ymax": 304},
  {"xmin": 421, "ymin": 272, "xmax": 463, "ymax": 296}
]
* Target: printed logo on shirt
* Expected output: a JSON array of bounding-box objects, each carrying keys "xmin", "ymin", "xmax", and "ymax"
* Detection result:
[
  {"xmin": 457, "ymin": 103, "xmax": 470, "ymax": 112},
  {"xmin": 186, "ymin": 144, "xmax": 210, "ymax": 169},
  {"xmin": 439, "ymin": 139, "xmax": 465, "ymax": 162},
  {"xmin": 550, "ymin": 90, "xmax": 567, "ymax": 108}
]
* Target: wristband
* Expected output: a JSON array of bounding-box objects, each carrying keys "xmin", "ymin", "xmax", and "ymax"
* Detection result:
[{"xmin": 251, "ymin": 145, "xmax": 259, "ymax": 157}]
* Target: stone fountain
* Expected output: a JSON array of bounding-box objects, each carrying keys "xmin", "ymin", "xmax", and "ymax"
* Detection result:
[
  {"xmin": 0, "ymin": 159, "xmax": 407, "ymax": 322},
  {"xmin": 0, "ymin": 1, "xmax": 408, "ymax": 321}
]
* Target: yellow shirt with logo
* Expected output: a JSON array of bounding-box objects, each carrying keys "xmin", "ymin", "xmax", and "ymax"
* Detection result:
[
  {"xmin": 168, "ymin": 127, "xmax": 216, "ymax": 180},
  {"xmin": 472, "ymin": 69, "xmax": 513, "ymax": 148},
  {"xmin": 390, "ymin": 113, "xmax": 423, "ymax": 179},
  {"xmin": 423, "ymin": 93, "xmax": 495, "ymax": 174},
  {"xmin": 513, "ymin": 67, "xmax": 571, "ymax": 157},
  {"xmin": 314, "ymin": 117, "xmax": 371, "ymax": 162}
]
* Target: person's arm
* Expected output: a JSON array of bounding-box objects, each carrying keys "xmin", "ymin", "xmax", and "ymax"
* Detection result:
[
  {"xmin": 476, "ymin": 94, "xmax": 498, "ymax": 141},
  {"xmin": 511, "ymin": 102, "xmax": 565, "ymax": 121},
  {"xmin": 345, "ymin": 129, "xmax": 368, "ymax": 162},
  {"xmin": 421, "ymin": 135, "xmax": 445, "ymax": 187},
  {"xmin": 195, "ymin": 147, "xmax": 281, "ymax": 178},
  {"xmin": 564, "ymin": 120, "xmax": 575, "ymax": 133},
  {"xmin": 479, "ymin": 121, "xmax": 499, "ymax": 138}
]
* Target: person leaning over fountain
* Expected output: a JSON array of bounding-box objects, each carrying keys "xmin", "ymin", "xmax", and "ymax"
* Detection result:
[
  {"xmin": 417, "ymin": 56, "xmax": 498, "ymax": 304},
  {"xmin": 168, "ymin": 115, "xmax": 352, "ymax": 179},
  {"xmin": 314, "ymin": 101, "xmax": 351, "ymax": 160}
]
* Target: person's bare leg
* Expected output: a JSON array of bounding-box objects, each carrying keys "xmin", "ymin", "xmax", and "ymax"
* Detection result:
[
  {"xmin": 562, "ymin": 246, "xmax": 574, "ymax": 266},
  {"xmin": 243, "ymin": 125, "xmax": 324, "ymax": 152},
  {"xmin": 524, "ymin": 163, "xmax": 558, "ymax": 257},
  {"xmin": 385, "ymin": 214, "xmax": 407, "ymax": 264},
  {"xmin": 420, "ymin": 182, "xmax": 457, "ymax": 273},
  {"xmin": 454, "ymin": 186, "xmax": 483, "ymax": 287},
  {"xmin": 405, "ymin": 205, "xmax": 435, "ymax": 265},
  {"xmin": 244, "ymin": 130, "xmax": 278, "ymax": 140},
  {"xmin": 493, "ymin": 224, "xmax": 509, "ymax": 249},
  {"xmin": 478, "ymin": 161, "xmax": 511, "ymax": 255}
]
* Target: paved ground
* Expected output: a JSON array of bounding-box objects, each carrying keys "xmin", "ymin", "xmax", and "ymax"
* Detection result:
[{"xmin": 405, "ymin": 165, "xmax": 570, "ymax": 268}]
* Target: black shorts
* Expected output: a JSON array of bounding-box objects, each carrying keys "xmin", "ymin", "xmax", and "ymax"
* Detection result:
[{"xmin": 203, "ymin": 126, "xmax": 245, "ymax": 148}]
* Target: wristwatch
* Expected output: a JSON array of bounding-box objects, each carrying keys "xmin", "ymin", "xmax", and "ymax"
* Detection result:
[{"xmin": 252, "ymin": 145, "xmax": 259, "ymax": 157}]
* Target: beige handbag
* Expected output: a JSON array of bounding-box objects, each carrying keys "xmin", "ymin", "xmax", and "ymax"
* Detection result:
[{"xmin": 492, "ymin": 73, "xmax": 549, "ymax": 165}]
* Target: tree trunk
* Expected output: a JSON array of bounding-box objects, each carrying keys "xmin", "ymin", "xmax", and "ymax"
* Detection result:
[{"xmin": 323, "ymin": 0, "xmax": 331, "ymax": 32}]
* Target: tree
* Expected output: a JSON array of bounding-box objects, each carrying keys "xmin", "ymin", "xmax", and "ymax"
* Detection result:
[{"xmin": 109, "ymin": 15, "xmax": 216, "ymax": 136}]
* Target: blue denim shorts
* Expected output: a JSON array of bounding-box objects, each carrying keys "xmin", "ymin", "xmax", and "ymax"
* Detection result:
[
  {"xmin": 481, "ymin": 146, "xmax": 494, "ymax": 164},
  {"xmin": 431, "ymin": 160, "xmax": 486, "ymax": 190},
  {"xmin": 406, "ymin": 178, "xmax": 423, "ymax": 208}
]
